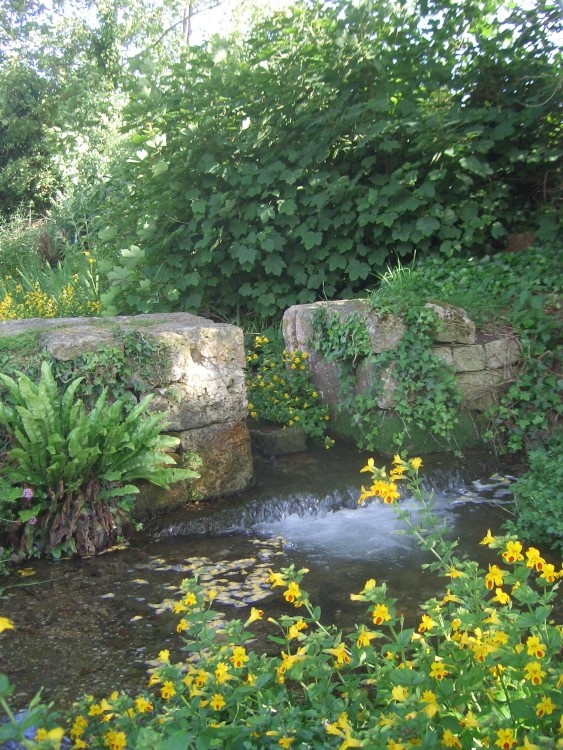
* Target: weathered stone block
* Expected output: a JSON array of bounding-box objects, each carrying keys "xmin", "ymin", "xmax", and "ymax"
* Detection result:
[
  {"xmin": 43, "ymin": 329, "xmax": 117, "ymax": 360},
  {"xmin": 281, "ymin": 299, "xmax": 521, "ymax": 452},
  {"xmin": 484, "ymin": 337, "xmax": 522, "ymax": 369},
  {"xmin": 357, "ymin": 360, "xmax": 397, "ymax": 409},
  {"xmin": 432, "ymin": 346, "xmax": 454, "ymax": 367},
  {"xmin": 425, "ymin": 302, "xmax": 476, "ymax": 344},
  {"xmin": 457, "ymin": 370, "xmax": 508, "ymax": 411},
  {"xmin": 178, "ymin": 421, "xmax": 253, "ymax": 499},
  {"xmin": 452, "ymin": 345, "xmax": 486, "ymax": 372},
  {"xmin": 366, "ymin": 314, "xmax": 407, "ymax": 353}
]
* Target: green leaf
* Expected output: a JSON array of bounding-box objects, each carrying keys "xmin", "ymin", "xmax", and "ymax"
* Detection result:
[
  {"xmin": 232, "ymin": 243, "xmax": 258, "ymax": 268},
  {"xmin": 415, "ymin": 216, "xmax": 440, "ymax": 236},
  {"xmin": 459, "ymin": 156, "xmax": 493, "ymax": 177},
  {"xmin": 263, "ymin": 255, "xmax": 286, "ymax": 276},
  {"xmin": 152, "ymin": 160, "xmax": 169, "ymax": 176}
]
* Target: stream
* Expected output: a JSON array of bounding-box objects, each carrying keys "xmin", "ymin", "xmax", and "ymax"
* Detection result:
[{"xmin": 0, "ymin": 443, "xmax": 519, "ymax": 711}]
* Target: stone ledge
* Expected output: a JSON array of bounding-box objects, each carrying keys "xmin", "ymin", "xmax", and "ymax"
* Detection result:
[{"xmin": 0, "ymin": 313, "xmax": 253, "ymax": 506}]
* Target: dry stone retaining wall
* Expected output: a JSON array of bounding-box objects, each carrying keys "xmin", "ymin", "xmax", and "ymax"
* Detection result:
[
  {"xmin": 0, "ymin": 313, "xmax": 253, "ymax": 513},
  {"xmin": 283, "ymin": 300, "xmax": 522, "ymax": 451}
]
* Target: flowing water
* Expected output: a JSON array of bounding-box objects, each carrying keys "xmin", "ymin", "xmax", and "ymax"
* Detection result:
[{"xmin": 0, "ymin": 443, "xmax": 520, "ymax": 711}]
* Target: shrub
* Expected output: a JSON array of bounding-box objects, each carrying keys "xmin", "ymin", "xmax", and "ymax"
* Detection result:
[
  {"xmin": 0, "ymin": 361, "xmax": 198, "ymax": 559},
  {"xmin": 1, "ymin": 456, "xmax": 560, "ymax": 749}
]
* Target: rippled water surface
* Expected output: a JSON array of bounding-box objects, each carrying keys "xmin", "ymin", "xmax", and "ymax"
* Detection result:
[{"xmin": 1, "ymin": 444, "xmax": 519, "ymax": 710}]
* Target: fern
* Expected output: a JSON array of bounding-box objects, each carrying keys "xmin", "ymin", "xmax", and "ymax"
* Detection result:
[{"xmin": 0, "ymin": 362, "xmax": 199, "ymax": 559}]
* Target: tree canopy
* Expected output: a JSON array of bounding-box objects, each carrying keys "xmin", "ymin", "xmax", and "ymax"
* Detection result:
[{"xmin": 1, "ymin": 0, "xmax": 561, "ymax": 320}]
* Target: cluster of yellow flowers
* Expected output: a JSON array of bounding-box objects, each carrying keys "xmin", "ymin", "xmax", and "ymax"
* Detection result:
[
  {"xmin": 0, "ymin": 280, "xmax": 101, "ymax": 320},
  {"xmin": 246, "ymin": 335, "xmax": 333, "ymax": 445},
  {"xmin": 358, "ymin": 454, "xmax": 423, "ymax": 505}
]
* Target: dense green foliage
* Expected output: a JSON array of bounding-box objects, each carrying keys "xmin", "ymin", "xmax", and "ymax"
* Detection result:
[
  {"xmin": 368, "ymin": 246, "xmax": 561, "ymax": 454},
  {"xmin": 96, "ymin": 0, "xmax": 561, "ymax": 319},
  {"xmin": 245, "ymin": 334, "xmax": 333, "ymax": 447},
  {"xmin": 502, "ymin": 438, "xmax": 563, "ymax": 554},
  {"xmin": 0, "ymin": 361, "xmax": 197, "ymax": 559}
]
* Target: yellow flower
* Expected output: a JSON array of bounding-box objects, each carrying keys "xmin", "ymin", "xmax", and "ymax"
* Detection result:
[
  {"xmin": 288, "ymin": 619, "xmax": 308, "ymax": 640},
  {"xmin": 283, "ymin": 581, "xmax": 302, "ymax": 604},
  {"xmin": 70, "ymin": 715, "xmax": 89, "ymax": 739},
  {"xmin": 525, "ymin": 547, "xmax": 546, "ymax": 571},
  {"xmin": 418, "ymin": 614, "xmax": 436, "ymax": 633},
  {"xmin": 268, "ymin": 570, "xmax": 286, "ymax": 588},
  {"xmin": 516, "ymin": 737, "xmax": 540, "ymax": 750},
  {"xmin": 372, "ymin": 603, "xmax": 392, "ymax": 625},
  {"xmin": 356, "ymin": 627, "xmax": 377, "ymax": 648},
  {"xmin": 104, "ymin": 730, "xmax": 127, "ymax": 750},
  {"xmin": 460, "ymin": 710, "xmax": 479, "ymax": 729},
  {"xmin": 350, "ymin": 578, "xmax": 376, "ymax": 600},
  {"xmin": 0, "ymin": 617, "xmax": 15, "ymax": 633},
  {"xmin": 160, "ymin": 681, "xmax": 176, "ymax": 700},
  {"xmin": 35, "ymin": 727, "xmax": 65, "ymax": 743},
  {"xmin": 245, "ymin": 607, "xmax": 264, "ymax": 626},
  {"xmin": 480, "ymin": 529, "xmax": 497, "ymax": 546},
  {"xmin": 485, "ymin": 564, "xmax": 505, "ymax": 590},
  {"xmin": 539, "ymin": 563, "xmax": 558, "ymax": 584},
  {"xmin": 279, "ymin": 737, "xmax": 294, "ymax": 748},
  {"xmin": 391, "ymin": 685, "xmax": 409, "ymax": 702},
  {"xmin": 502, "ymin": 540, "xmax": 524, "ymax": 563},
  {"xmin": 535, "ymin": 695, "xmax": 556, "ymax": 717},
  {"xmin": 176, "ymin": 618, "xmax": 188, "ymax": 632},
  {"xmin": 215, "ymin": 662, "xmax": 232, "ymax": 684},
  {"xmin": 210, "ymin": 693, "xmax": 226, "ymax": 711},
  {"xmin": 325, "ymin": 712, "xmax": 363, "ymax": 749},
  {"xmin": 358, "ymin": 485, "xmax": 376, "ymax": 505},
  {"xmin": 326, "ymin": 643, "xmax": 351, "ymax": 667},
  {"xmin": 492, "ymin": 587, "xmax": 511, "ymax": 605},
  {"xmin": 495, "ymin": 728, "xmax": 517, "ymax": 750},
  {"xmin": 429, "ymin": 661, "xmax": 448, "ymax": 680},
  {"xmin": 135, "ymin": 696, "xmax": 153, "ymax": 713},
  {"xmin": 526, "ymin": 635, "xmax": 547, "ymax": 658},
  {"xmin": 524, "ymin": 662, "xmax": 547, "ymax": 685},
  {"xmin": 157, "ymin": 649, "xmax": 170, "ymax": 663},
  {"xmin": 442, "ymin": 729, "xmax": 462, "ymax": 749},
  {"xmin": 230, "ymin": 646, "xmax": 249, "ymax": 668},
  {"xmin": 360, "ymin": 457, "xmax": 376, "ymax": 473},
  {"xmin": 410, "ymin": 457, "xmax": 423, "ymax": 470},
  {"xmin": 420, "ymin": 690, "xmax": 439, "ymax": 718}
]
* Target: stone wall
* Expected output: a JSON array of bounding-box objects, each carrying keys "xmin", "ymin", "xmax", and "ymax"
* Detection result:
[
  {"xmin": 283, "ymin": 300, "xmax": 522, "ymax": 452},
  {"xmin": 0, "ymin": 313, "xmax": 253, "ymax": 513}
]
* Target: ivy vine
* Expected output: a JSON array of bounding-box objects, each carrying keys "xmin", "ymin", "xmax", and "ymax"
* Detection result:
[{"xmin": 311, "ymin": 304, "xmax": 462, "ymax": 451}]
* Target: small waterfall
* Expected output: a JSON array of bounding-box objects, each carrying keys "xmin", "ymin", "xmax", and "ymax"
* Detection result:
[{"xmin": 154, "ymin": 460, "xmax": 515, "ymax": 546}]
